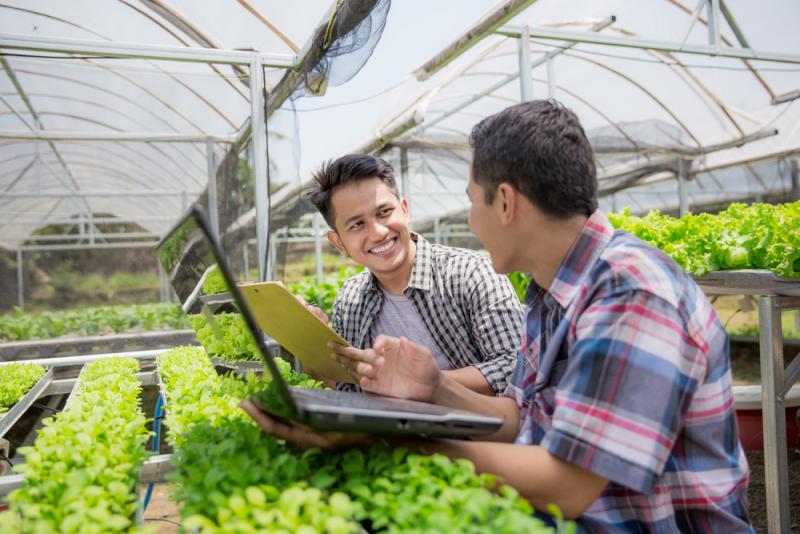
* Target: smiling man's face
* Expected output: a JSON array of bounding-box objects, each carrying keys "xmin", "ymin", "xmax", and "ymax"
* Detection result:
[{"xmin": 327, "ymin": 177, "xmax": 414, "ymax": 279}]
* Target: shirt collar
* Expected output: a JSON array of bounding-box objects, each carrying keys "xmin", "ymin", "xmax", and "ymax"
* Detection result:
[
  {"xmin": 528, "ymin": 209, "xmax": 614, "ymax": 310},
  {"xmin": 406, "ymin": 233, "xmax": 432, "ymax": 292},
  {"xmin": 361, "ymin": 233, "xmax": 431, "ymax": 295}
]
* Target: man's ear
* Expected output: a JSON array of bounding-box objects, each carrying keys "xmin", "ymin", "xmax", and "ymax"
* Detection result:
[
  {"xmin": 400, "ymin": 197, "xmax": 409, "ymax": 217},
  {"xmin": 496, "ymin": 183, "xmax": 516, "ymax": 224},
  {"xmin": 327, "ymin": 230, "xmax": 348, "ymax": 255}
]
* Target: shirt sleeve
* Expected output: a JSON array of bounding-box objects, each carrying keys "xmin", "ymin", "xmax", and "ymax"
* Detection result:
[
  {"xmin": 330, "ymin": 293, "xmax": 344, "ymax": 338},
  {"xmin": 540, "ymin": 289, "xmax": 707, "ymax": 493},
  {"xmin": 463, "ymin": 258, "xmax": 525, "ymax": 395},
  {"xmin": 330, "ymin": 292, "xmax": 357, "ymax": 392}
]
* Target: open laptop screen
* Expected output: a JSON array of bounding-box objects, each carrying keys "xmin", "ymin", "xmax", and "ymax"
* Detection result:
[{"xmin": 155, "ymin": 205, "xmax": 297, "ymax": 412}]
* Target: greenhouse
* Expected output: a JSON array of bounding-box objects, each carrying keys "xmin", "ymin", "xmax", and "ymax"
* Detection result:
[{"xmin": 0, "ymin": 0, "xmax": 799, "ymax": 532}]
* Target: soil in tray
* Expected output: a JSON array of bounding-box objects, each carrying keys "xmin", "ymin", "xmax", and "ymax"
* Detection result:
[{"xmin": 746, "ymin": 448, "xmax": 800, "ymax": 533}]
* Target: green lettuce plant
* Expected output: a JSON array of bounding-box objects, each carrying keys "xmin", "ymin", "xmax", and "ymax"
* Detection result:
[
  {"xmin": 0, "ymin": 363, "xmax": 46, "ymax": 414},
  {"xmin": 201, "ymin": 265, "xmax": 228, "ymax": 296},
  {"xmin": 157, "ymin": 346, "xmax": 563, "ymax": 533},
  {"xmin": 6, "ymin": 357, "xmax": 149, "ymax": 533},
  {"xmin": 187, "ymin": 313, "xmax": 261, "ymax": 362},
  {"xmin": 0, "ymin": 303, "xmax": 189, "ymax": 342},
  {"xmin": 287, "ymin": 266, "xmax": 364, "ymax": 318},
  {"xmin": 608, "ymin": 201, "xmax": 800, "ymax": 278}
]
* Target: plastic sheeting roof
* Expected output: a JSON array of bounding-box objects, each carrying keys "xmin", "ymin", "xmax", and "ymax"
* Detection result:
[
  {"xmin": 2, "ymin": 0, "xmax": 800, "ymax": 251},
  {"xmin": 366, "ymin": 0, "xmax": 800, "ymax": 227},
  {"xmin": 0, "ymin": 0, "xmax": 331, "ymax": 250}
]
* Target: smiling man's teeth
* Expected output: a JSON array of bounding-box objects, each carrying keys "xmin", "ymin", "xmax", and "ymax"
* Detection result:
[{"xmin": 370, "ymin": 238, "xmax": 396, "ymax": 254}]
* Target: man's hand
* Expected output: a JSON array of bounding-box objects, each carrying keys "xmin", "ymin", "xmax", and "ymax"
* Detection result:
[
  {"xmin": 293, "ymin": 295, "xmax": 329, "ymax": 324},
  {"xmin": 329, "ymin": 335, "xmax": 442, "ymax": 403},
  {"xmin": 240, "ymin": 399, "xmax": 373, "ymax": 450}
]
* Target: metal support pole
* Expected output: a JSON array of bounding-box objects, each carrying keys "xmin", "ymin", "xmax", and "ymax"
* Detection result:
[
  {"xmin": 677, "ymin": 159, "xmax": 691, "ymax": 216},
  {"xmin": 34, "ymin": 124, "xmax": 42, "ymax": 194},
  {"xmin": 250, "ymin": 53, "xmax": 270, "ymax": 281},
  {"xmin": 158, "ymin": 262, "xmax": 168, "ymax": 302},
  {"xmin": 433, "ymin": 217, "xmax": 441, "ymax": 245},
  {"xmin": 518, "ymin": 25, "xmax": 533, "ymax": 102},
  {"xmin": 243, "ymin": 243, "xmax": 250, "ymax": 281},
  {"xmin": 268, "ymin": 237, "xmax": 277, "ymax": 282},
  {"xmin": 399, "ymin": 148, "xmax": 410, "ymax": 198},
  {"xmin": 707, "ymin": 0, "xmax": 721, "ymax": 49},
  {"xmin": 206, "ymin": 141, "xmax": 220, "ymax": 241},
  {"xmin": 157, "ymin": 264, "xmax": 163, "ymax": 302},
  {"xmin": 719, "ymin": 0, "xmax": 750, "ymax": 48},
  {"xmin": 400, "ymin": 148, "xmax": 410, "ymax": 219},
  {"xmin": 790, "ymin": 159, "xmax": 799, "ymax": 201},
  {"xmin": 313, "ymin": 213, "xmax": 323, "ymax": 285},
  {"xmin": 181, "ymin": 190, "xmax": 188, "ymax": 212},
  {"xmin": 546, "ymin": 55, "xmax": 556, "ymax": 99},
  {"xmin": 16, "ymin": 249, "xmax": 24, "ymax": 311},
  {"xmin": 758, "ymin": 296, "xmax": 790, "ymax": 534}
]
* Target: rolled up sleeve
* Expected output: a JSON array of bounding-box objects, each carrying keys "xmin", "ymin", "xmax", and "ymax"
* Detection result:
[{"xmin": 541, "ymin": 290, "xmax": 706, "ymax": 492}]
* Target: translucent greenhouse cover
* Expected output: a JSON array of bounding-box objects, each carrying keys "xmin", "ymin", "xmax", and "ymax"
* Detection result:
[{"xmin": 2, "ymin": 0, "xmax": 800, "ymax": 251}]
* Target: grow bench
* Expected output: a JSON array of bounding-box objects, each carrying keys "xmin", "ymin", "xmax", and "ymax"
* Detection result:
[{"xmin": 695, "ymin": 269, "xmax": 800, "ymax": 534}]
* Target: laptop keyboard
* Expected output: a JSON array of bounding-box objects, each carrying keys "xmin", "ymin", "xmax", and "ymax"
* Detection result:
[{"xmin": 290, "ymin": 387, "xmax": 452, "ymax": 415}]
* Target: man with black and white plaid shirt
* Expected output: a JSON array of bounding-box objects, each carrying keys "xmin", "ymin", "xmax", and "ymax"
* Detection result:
[{"xmin": 303, "ymin": 154, "xmax": 523, "ymax": 395}]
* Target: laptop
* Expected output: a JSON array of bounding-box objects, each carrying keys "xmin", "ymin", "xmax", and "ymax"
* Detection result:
[{"xmin": 156, "ymin": 204, "xmax": 502, "ymax": 436}]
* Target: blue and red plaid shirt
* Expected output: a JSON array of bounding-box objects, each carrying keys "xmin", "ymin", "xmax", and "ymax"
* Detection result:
[{"xmin": 505, "ymin": 210, "xmax": 752, "ymax": 532}]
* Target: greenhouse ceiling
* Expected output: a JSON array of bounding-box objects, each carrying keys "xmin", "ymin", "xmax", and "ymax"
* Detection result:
[{"xmin": 1, "ymin": 0, "xmax": 800, "ymax": 253}]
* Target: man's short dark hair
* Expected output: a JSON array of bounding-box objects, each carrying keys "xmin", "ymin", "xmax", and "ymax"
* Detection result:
[
  {"xmin": 307, "ymin": 154, "xmax": 399, "ymax": 229},
  {"xmin": 469, "ymin": 99, "xmax": 598, "ymax": 218}
]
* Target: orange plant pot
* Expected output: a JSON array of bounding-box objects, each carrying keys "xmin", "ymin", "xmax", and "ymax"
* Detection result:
[{"xmin": 734, "ymin": 385, "xmax": 800, "ymax": 452}]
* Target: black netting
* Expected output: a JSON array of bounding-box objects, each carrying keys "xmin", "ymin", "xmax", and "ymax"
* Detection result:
[
  {"xmin": 263, "ymin": 0, "xmax": 392, "ymax": 279},
  {"xmin": 293, "ymin": 0, "xmax": 391, "ymax": 99},
  {"xmin": 201, "ymin": 0, "xmax": 393, "ymax": 280}
]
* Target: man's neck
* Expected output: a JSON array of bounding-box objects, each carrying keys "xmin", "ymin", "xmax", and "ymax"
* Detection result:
[
  {"xmin": 374, "ymin": 238, "xmax": 417, "ymax": 296},
  {"xmin": 524, "ymin": 215, "xmax": 588, "ymax": 291}
]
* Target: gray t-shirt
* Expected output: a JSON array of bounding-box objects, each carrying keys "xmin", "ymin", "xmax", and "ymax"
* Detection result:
[{"xmin": 370, "ymin": 287, "xmax": 452, "ymax": 370}]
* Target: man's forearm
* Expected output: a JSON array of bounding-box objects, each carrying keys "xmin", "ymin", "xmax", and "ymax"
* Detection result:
[
  {"xmin": 431, "ymin": 374, "xmax": 520, "ymax": 442},
  {"xmin": 400, "ymin": 438, "xmax": 607, "ymax": 520},
  {"xmin": 442, "ymin": 366, "xmax": 495, "ymax": 396}
]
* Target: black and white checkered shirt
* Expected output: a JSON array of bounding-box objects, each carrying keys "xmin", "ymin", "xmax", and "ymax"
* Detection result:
[{"xmin": 332, "ymin": 234, "xmax": 524, "ymax": 395}]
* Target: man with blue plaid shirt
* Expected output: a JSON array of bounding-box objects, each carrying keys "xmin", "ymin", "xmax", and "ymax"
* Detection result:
[
  {"xmin": 302, "ymin": 154, "xmax": 523, "ymax": 396},
  {"xmin": 243, "ymin": 100, "xmax": 753, "ymax": 532}
]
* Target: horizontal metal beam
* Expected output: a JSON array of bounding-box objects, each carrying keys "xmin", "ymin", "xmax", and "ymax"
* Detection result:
[
  {"xmin": 0, "ymin": 349, "xmax": 164, "ymax": 368},
  {"xmin": 0, "ymin": 453, "xmax": 174, "ymax": 497},
  {"xmin": 0, "ymin": 330, "xmax": 197, "ymax": 362},
  {"xmin": 0, "ymin": 231, "xmax": 159, "ymax": 243},
  {"xmin": 0, "ymin": 368, "xmax": 52, "ymax": 438},
  {"xmin": 0, "ymin": 215, "xmax": 176, "ymax": 225},
  {"xmin": 0, "ymin": 474, "xmax": 23, "ymax": 495},
  {"xmin": 773, "ymin": 88, "xmax": 800, "ymax": 105},
  {"xmin": 497, "ymin": 25, "xmax": 800, "ymax": 64},
  {"xmin": 0, "ymin": 32, "xmax": 295, "ymax": 67},
  {"xmin": 0, "ymin": 129, "xmax": 237, "ymax": 143},
  {"xmin": 18, "ymin": 241, "xmax": 158, "ymax": 252},
  {"xmin": 42, "ymin": 371, "xmax": 159, "ymax": 397},
  {"xmin": 415, "ymin": 0, "xmax": 537, "ymax": 80},
  {"xmin": 140, "ymin": 454, "xmax": 175, "ymax": 484},
  {"xmin": 0, "ymin": 190, "xmax": 201, "ymax": 199}
]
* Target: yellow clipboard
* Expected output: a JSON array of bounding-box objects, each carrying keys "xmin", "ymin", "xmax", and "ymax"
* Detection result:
[{"xmin": 238, "ymin": 281, "xmax": 352, "ymax": 383}]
